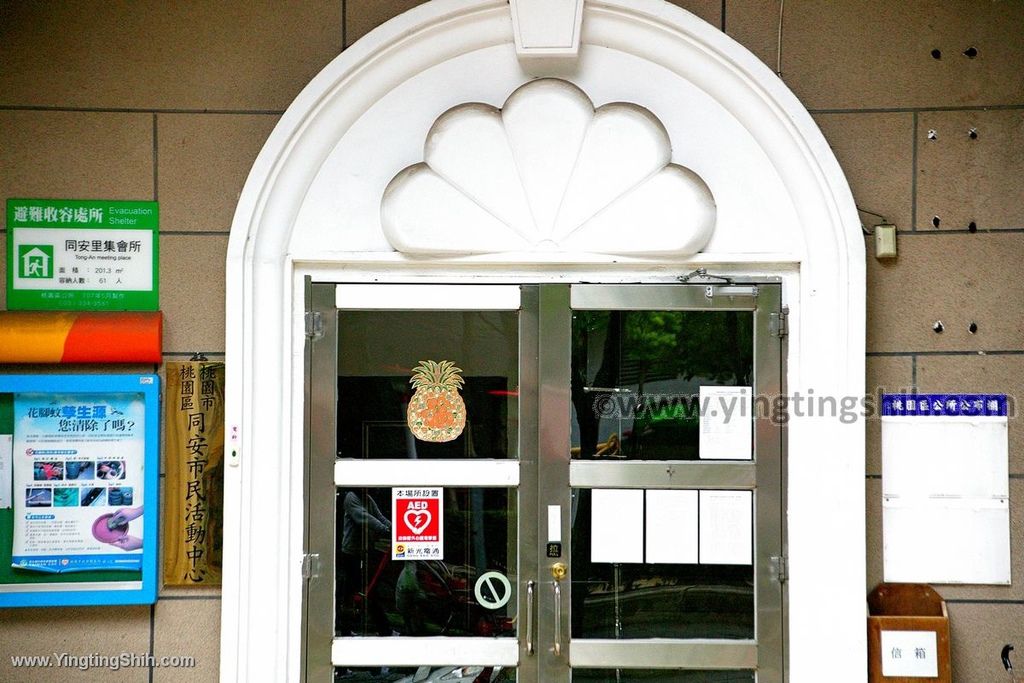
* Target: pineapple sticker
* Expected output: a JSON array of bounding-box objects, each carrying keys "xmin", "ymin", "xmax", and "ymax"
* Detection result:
[{"xmin": 407, "ymin": 360, "xmax": 467, "ymax": 442}]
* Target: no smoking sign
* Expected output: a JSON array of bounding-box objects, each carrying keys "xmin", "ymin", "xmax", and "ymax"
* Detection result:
[{"xmin": 392, "ymin": 487, "xmax": 443, "ymax": 561}]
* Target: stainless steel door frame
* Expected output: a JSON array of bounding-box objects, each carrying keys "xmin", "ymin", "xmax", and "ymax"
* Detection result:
[
  {"xmin": 537, "ymin": 285, "xmax": 573, "ymax": 680},
  {"xmin": 518, "ymin": 285, "xmax": 541, "ymax": 683},
  {"xmin": 556, "ymin": 282, "xmax": 785, "ymax": 682},
  {"xmin": 303, "ymin": 281, "xmax": 341, "ymax": 683},
  {"xmin": 302, "ymin": 281, "xmax": 787, "ymax": 682},
  {"xmin": 304, "ymin": 283, "xmax": 541, "ymax": 682},
  {"xmin": 753, "ymin": 283, "xmax": 785, "ymax": 683}
]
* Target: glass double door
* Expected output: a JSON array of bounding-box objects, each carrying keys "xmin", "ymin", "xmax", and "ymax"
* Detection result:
[{"xmin": 305, "ymin": 283, "xmax": 784, "ymax": 683}]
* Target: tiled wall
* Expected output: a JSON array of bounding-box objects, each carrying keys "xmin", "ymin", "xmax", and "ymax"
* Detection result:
[
  {"xmin": 0, "ymin": 2, "xmax": 342, "ymax": 681},
  {"xmin": 1, "ymin": 1, "xmax": 1022, "ymax": 680}
]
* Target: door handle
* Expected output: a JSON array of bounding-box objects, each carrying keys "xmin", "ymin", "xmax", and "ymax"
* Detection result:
[
  {"xmin": 550, "ymin": 562, "xmax": 567, "ymax": 656},
  {"xmin": 552, "ymin": 580, "xmax": 562, "ymax": 656},
  {"xmin": 526, "ymin": 580, "xmax": 535, "ymax": 655}
]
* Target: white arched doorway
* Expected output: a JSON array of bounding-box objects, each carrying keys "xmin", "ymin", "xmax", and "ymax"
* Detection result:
[{"xmin": 223, "ymin": 1, "xmax": 866, "ymax": 681}]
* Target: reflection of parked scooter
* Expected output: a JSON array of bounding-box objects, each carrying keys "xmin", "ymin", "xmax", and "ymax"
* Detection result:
[
  {"xmin": 370, "ymin": 553, "xmax": 514, "ymax": 638},
  {"xmin": 394, "ymin": 666, "xmax": 509, "ymax": 683}
]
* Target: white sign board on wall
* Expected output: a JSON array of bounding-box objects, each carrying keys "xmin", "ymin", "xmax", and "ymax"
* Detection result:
[{"xmin": 881, "ymin": 394, "xmax": 1010, "ymax": 584}]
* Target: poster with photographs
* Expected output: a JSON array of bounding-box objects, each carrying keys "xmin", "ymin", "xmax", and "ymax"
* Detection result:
[{"xmin": 11, "ymin": 392, "xmax": 147, "ymax": 573}]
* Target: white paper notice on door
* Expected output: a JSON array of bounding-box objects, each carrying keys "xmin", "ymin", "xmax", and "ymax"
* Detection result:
[
  {"xmin": 699, "ymin": 490, "xmax": 753, "ymax": 565},
  {"xmin": 645, "ymin": 489, "xmax": 698, "ymax": 564},
  {"xmin": 0, "ymin": 434, "xmax": 12, "ymax": 509},
  {"xmin": 591, "ymin": 489, "xmax": 644, "ymax": 563},
  {"xmin": 699, "ymin": 386, "xmax": 752, "ymax": 460}
]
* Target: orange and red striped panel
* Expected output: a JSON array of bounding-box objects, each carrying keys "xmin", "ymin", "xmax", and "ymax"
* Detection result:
[{"xmin": 0, "ymin": 311, "xmax": 162, "ymax": 363}]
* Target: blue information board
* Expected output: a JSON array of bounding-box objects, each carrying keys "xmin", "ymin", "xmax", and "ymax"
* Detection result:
[{"xmin": 881, "ymin": 393, "xmax": 1008, "ymax": 417}]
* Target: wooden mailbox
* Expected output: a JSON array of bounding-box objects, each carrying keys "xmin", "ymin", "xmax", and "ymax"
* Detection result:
[{"xmin": 868, "ymin": 583, "xmax": 951, "ymax": 682}]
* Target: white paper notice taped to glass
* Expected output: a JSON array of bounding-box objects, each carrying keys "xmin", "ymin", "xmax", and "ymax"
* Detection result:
[
  {"xmin": 699, "ymin": 386, "xmax": 752, "ymax": 460},
  {"xmin": 645, "ymin": 489, "xmax": 698, "ymax": 564},
  {"xmin": 699, "ymin": 490, "xmax": 753, "ymax": 565},
  {"xmin": 880, "ymin": 630, "xmax": 939, "ymax": 677},
  {"xmin": 590, "ymin": 489, "xmax": 643, "ymax": 563},
  {"xmin": 881, "ymin": 394, "xmax": 1010, "ymax": 584},
  {"xmin": 0, "ymin": 435, "xmax": 12, "ymax": 509}
]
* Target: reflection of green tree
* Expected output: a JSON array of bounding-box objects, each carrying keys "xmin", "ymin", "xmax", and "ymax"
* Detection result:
[
  {"xmin": 571, "ymin": 310, "xmax": 754, "ymax": 459},
  {"xmin": 624, "ymin": 311, "xmax": 752, "ymax": 388}
]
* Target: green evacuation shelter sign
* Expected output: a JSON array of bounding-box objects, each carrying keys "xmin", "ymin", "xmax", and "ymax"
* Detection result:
[{"xmin": 6, "ymin": 199, "xmax": 159, "ymax": 311}]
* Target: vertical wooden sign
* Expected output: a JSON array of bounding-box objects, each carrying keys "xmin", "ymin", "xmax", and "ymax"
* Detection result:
[{"xmin": 163, "ymin": 361, "xmax": 224, "ymax": 586}]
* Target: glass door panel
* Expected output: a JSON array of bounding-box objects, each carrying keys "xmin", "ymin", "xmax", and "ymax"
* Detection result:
[
  {"xmin": 570, "ymin": 309, "xmax": 753, "ymax": 461},
  {"xmin": 307, "ymin": 282, "xmax": 784, "ymax": 683},
  {"xmin": 307, "ymin": 284, "xmax": 532, "ymax": 683},
  {"xmin": 569, "ymin": 487, "xmax": 754, "ymax": 640},
  {"xmin": 335, "ymin": 487, "xmax": 517, "ymax": 639},
  {"xmin": 555, "ymin": 284, "xmax": 783, "ymax": 683},
  {"xmin": 337, "ymin": 309, "xmax": 520, "ymax": 461}
]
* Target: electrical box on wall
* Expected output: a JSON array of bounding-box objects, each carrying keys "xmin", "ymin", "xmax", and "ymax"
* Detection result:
[{"xmin": 874, "ymin": 224, "xmax": 897, "ymax": 259}]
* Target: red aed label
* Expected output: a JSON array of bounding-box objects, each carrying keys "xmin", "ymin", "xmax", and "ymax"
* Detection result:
[{"xmin": 394, "ymin": 496, "xmax": 440, "ymax": 542}]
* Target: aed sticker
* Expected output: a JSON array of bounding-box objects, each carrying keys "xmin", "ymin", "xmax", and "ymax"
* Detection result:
[{"xmin": 392, "ymin": 487, "xmax": 443, "ymax": 561}]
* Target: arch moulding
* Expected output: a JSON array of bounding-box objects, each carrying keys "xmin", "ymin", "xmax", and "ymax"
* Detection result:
[{"xmin": 224, "ymin": 1, "xmax": 867, "ymax": 680}]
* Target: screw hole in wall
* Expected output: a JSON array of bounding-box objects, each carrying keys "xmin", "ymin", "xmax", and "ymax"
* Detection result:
[
  {"xmin": 968, "ymin": 128, "xmax": 978, "ymax": 139},
  {"xmin": 933, "ymin": 321, "xmax": 945, "ymax": 333},
  {"xmin": 931, "ymin": 48, "xmax": 942, "ymax": 59},
  {"xmin": 968, "ymin": 221, "xmax": 978, "ymax": 233},
  {"xmin": 969, "ymin": 322, "xmax": 978, "ymax": 334},
  {"xmin": 927, "ymin": 129, "xmax": 938, "ymax": 140},
  {"xmin": 963, "ymin": 46, "xmax": 978, "ymax": 58},
  {"xmin": 932, "ymin": 216, "xmax": 941, "ymax": 228}
]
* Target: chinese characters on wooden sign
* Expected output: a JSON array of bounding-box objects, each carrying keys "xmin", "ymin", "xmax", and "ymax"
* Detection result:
[{"xmin": 164, "ymin": 362, "xmax": 224, "ymax": 586}]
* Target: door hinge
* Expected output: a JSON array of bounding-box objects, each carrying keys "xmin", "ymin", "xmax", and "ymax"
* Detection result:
[
  {"xmin": 769, "ymin": 555, "xmax": 788, "ymax": 584},
  {"xmin": 304, "ymin": 311, "xmax": 324, "ymax": 341},
  {"xmin": 301, "ymin": 553, "xmax": 321, "ymax": 579},
  {"xmin": 769, "ymin": 306, "xmax": 789, "ymax": 338}
]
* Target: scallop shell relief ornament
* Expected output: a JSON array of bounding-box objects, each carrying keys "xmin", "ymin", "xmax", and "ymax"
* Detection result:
[{"xmin": 380, "ymin": 78, "xmax": 716, "ymax": 256}]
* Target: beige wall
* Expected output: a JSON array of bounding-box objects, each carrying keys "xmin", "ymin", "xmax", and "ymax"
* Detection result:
[
  {"xmin": 0, "ymin": 2, "xmax": 341, "ymax": 681},
  {"xmin": 1, "ymin": 1, "xmax": 1022, "ymax": 680}
]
